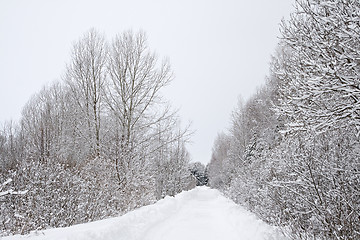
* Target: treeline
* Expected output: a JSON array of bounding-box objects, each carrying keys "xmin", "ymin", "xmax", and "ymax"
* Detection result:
[
  {"xmin": 208, "ymin": 1, "xmax": 359, "ymax": 239},
  {"xmin": 0, "ymin": 30, "xmax": 195, "ymax": 236}
]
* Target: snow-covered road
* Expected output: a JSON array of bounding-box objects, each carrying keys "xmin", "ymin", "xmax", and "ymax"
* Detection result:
[{"xmin": 4, "ymin": 187, "xmax": 286, "ymax": 240}]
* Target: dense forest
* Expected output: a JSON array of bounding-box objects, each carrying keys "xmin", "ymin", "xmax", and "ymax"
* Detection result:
[
  {"xmin": 0, "ymin": 30, "xmax": 197, "ymax": 235},
  {"xmin": 208, "ymin": 0, "xmax": 359, "ymax": 239}
]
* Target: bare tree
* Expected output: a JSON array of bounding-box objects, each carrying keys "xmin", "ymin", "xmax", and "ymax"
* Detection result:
[
  {"xmin": 65, "ymin": 29, "xmax": 108, "ymax": 157},
  {"xmin": 107, "ymin": 31, "xmax": 172, "ymax": 144},
  {"xmin": 1, "ymin": 29, "xmax": 195, "ymax": 236},
  {"xmin": 106, "ymin": 31, "xmax": 173, "ymax": 184}
]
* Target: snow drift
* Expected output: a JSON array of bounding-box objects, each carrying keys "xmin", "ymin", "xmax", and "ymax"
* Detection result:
[{"xmin": 4, "ymin": 187, "xmax": 287, "ymax": 240}]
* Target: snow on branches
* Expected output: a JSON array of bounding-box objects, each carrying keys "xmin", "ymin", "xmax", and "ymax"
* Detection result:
[{"xmin": 278, "ymin": 0, "xmax": 360, "ymax": 135}]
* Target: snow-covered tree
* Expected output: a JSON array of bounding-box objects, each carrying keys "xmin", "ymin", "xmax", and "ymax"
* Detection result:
[
  {"xmin": 1, "ymin": 29, "xmax": 194, "ymax": 237},
  {"xmin": 209, "ymin": 2, "xmax": 359, "ymax": 238},
  {"xmin": 104, "ymin": 30, "xmax": 191, "ymax": 207},
  {"xmin": 65, "ymin": 29, "xmax": 107, "ymax": 157},
  {"xmin": 189, "ymin": 162, "xmax": 208, "ymax": 186},
  {"xmin": 278, "ymin": 0, "xmax": 360, "ymax": 135},
  {"xmin": 208, "ymin": 132, "xmax": 232, "ymax": 190}
]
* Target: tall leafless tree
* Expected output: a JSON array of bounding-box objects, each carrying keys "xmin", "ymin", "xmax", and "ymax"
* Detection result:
[
  {"xmin": 65, "ymin": 29, "xmax": 107, "ymax": 157},
  {"xmin": 106, "ymin": 31, "xmax": 173, "ymax": 184}
]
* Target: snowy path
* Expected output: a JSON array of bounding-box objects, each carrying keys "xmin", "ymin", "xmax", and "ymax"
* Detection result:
[{"xmin": 4, "ymin": 187, "xmax": 286, "ymax": 240}]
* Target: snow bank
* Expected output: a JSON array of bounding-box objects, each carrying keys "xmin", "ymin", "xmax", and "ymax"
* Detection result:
[{"xmin": 3, "ymin": 187, "xmax": 287, "ymax": 240}]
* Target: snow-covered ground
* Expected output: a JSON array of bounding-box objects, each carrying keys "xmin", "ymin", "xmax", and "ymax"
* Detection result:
[{"xmin": 4, "ymin": 187, "xmax": 287, "ymax": 240}]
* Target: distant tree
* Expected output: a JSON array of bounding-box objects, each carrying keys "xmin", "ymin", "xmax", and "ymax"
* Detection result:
[
  {"xmin": 208, "ymin": 132, "xmax": 232, "ymax": 190},
  {"xmin": 21, "ymin": 83, "xmax": 65, "ymax": 161},
  {"xmin": 0, "ymin": 121, "xmax": 22, "ymax": 172},
  {"xmin": 189, "ymin": 162, "xmax": 208, "ymax": 186}
]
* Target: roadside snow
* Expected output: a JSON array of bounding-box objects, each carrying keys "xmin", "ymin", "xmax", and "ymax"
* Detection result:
[{"xmin": 3, "ymin": 187, "xmax": 287, "ymax": 240}]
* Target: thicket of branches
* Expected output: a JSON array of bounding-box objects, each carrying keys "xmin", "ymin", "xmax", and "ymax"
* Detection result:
[
  {"xmin": 0, "ymin": 30, "xmax": 195, "ymax": 236},
  {"xmin": 208, "ymin": 1, "xmax": 359, "ymax": 239}
]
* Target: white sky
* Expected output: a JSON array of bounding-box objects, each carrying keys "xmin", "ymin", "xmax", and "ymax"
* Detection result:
[{"xmin": 0, "ymin": 0, "xmax": 294, "ymax": 164}]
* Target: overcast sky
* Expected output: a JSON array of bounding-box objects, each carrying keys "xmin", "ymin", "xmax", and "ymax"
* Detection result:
[{"xmin": 0, "ymin": 0, "xmax": 294, "ymax": 164}]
